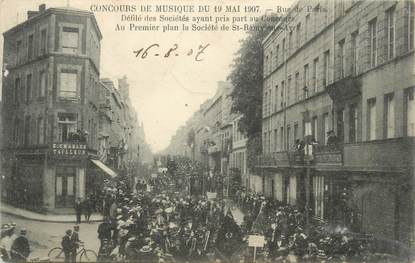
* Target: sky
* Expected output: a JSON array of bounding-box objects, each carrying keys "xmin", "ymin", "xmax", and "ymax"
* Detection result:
[{"xmin": 0, "ymin": 0, "xmax": 294, "ymax": 153}]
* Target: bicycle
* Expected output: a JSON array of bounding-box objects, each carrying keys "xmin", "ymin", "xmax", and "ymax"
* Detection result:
[{"xmin": 48, "ymin": 242, "xmax": 97, "ymax": 262}]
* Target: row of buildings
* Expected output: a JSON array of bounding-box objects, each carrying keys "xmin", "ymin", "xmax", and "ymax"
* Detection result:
[
  {"xmin": 163, "ymin": 81, "xmax": 249, "ymax": 192},
  {"xmin": 166, "ymin": 0, "xmax": 415, "ymax": 249},
  {"xmin": 258, "ymin": 0, "xmax": 415, "ymax": 248},
  {"xmin": 0, "ymin": 4, "xmax": 151, "ymax": 212}
]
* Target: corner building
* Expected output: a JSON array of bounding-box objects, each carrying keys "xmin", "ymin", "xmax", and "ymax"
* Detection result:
[
  {"xmin": 1, "ymin": 5, "xmax": 104, "ymax": 211},
  {"xmin": 259, "ymin": 0, "xmax": 415, "ymax": 246}
]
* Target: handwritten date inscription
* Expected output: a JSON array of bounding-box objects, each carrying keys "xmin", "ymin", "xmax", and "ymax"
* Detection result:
[{"xmin": 133, "ymin": 43, "xmax": 209, "ymax": 61}]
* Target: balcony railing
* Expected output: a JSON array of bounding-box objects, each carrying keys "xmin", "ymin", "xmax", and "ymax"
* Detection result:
[
  {"xmin": 256, "ymin": 151, "xmax": 291, "ymax": 167},
  {"xmin": 313, "ymin": 145, "xmax": 343, "ymax": 166},
  {"xmin": 343, "ymin": 137, "xmax": 415, "ymax": 171},
  {"xmin": 256, "ymin": 137, "xmax": 415, "ymax": 171}
]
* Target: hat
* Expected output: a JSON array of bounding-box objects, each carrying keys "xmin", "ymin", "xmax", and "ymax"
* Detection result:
[
  {"xmin": 1, "ymin": 224, "xmax": 11, "ymax": 231},
  {"xmin": 140, "ymin": 245, "xmax": 152, "ymax": 253}
]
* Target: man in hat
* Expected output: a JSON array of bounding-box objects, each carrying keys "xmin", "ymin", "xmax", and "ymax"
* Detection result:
[
  {"xmin": 10, "ymin": 228, "xmax": 30, "ymax": 262},
  {"xmin": 1, "ymin": 224, "xmax": 12, "ymax": 261},
  {"xmin": 70, "ymin": 225, "xmax": 81, "ymax": 262},
  {"xmin": 61, "ymin": 229, "xmax": 72, "ymax": 263},
  {"xmin": 74, "ymin": 198, "xmax": 82, "ymax": 224},
  {"xmin": 0, "ymin": 224, "xmax": 14, "ymax": 259},
  {"xmin": 97, "ymin": 219, "xmax": 112, "ymax": 254},
  {"xmin": 326, "ymin": 130, "xmax": 338, "ymax": 148}
]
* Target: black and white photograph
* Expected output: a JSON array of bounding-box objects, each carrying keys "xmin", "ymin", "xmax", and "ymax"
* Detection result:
[{"xmin": 0, "ymin": 0, "xmax": 414, "ymax": 262}]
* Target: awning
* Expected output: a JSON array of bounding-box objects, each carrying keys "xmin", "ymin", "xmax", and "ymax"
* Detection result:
[{"xmin": 90, "ymin": 159, "xmax": 118, "ymax": 178}]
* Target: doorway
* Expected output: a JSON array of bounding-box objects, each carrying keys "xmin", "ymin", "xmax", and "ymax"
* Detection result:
[{"xmin": 55, "ymin": 166, "xmax": 76, "ymax": 208}]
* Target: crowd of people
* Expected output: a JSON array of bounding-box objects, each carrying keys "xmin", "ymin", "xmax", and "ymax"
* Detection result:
[
  {"xmin": 95, "ymin": 172, "xmax": 242, "ymax": 263},
  {"xmin": 233, "ymin": 188, "xmax": 408, "ymax": 263}
]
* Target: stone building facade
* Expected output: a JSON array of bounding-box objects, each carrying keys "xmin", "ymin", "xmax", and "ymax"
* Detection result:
[{"xmin": 258, "ymin": 0, "xmax": 415, "ymax": 246}]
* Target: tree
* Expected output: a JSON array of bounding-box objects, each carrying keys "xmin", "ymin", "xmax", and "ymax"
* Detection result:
[{"xmin": 228, "ymin": 14, "xmax": 280, "ymax": 169}]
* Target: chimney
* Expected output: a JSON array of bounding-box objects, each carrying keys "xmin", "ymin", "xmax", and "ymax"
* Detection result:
[
  {"xmin": 39, "ymin": 4, "xmax": 46, "ymax": 12},
  {"xmin": 27, "ymin": 11, "xmax": 39, "ymax": 19}
]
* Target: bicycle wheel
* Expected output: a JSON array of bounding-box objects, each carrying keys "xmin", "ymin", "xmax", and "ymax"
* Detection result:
[
  {"xmin": 80, "ymin": 249, "xmax": 97, "ymax": 262},
  {"xmin": 48, "ymin": 247, "xmax": 64, "ymax": 261}
]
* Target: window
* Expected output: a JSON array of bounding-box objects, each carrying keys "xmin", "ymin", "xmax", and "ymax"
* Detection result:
[
  {"xmin": 282, "ymin": 38, "xmax": 286, "ymax": 58},
  {"xmin": 385, "ymin": 93, "xmax": 395, "ymax": 138},
  {"xmin": 312, "ymin": 116, "xmax": 318, "ymax": 140},
  {"xmin": 289, "ymin": 31, "xmax": 293, "ymax": 54},
  {"xmin": 274, "ymin": 129, "xmax": 278, "ymax": 151},
  {"xmin": 24, "ymin": 116, "xmax": 31, "ymax": 146},
  {"xmin": 305, "ymin": 14, "xmax": 310, "ymax": 41},
  {"xmin": 351, "ymin": 31, "xmax": 359, "ymax": 75},
  {"xmin": 40, "ymin": 29, "xmax": 47, "ymax": 55},
  {"xmin": 294, "ymin": 123, "xmax": 299, "ymax": 142},
  {"xmin": 337, "ymin": 109, "xmax": 344, "ymax": 143},
  {"xmin": 276, "ymin": 44, "xmax": 280, "ymax": 65},
  {"xmin": 263, "ymin": 132, "xmax": 268, "ymax": 153},
  {"xmin": 280, "ymin": 127, "xmax": 284, "ymax": 150},
  {"xmin": 313, "ymin": 176, "xmax": 325, "ymax": 219},
  {"xmin": 274, "ymin": 85, "xmax": 278, "ymax": 112},
  {"xmin": 338, "ymin": 39, "xmax": 345, "ymax": 78},
  {"xmin": 296, "ymin": 23, "xmax": 301, "ymax": 49},
  {"xmin": 281, "ymin": 81, "xmax": 285, "ymax": 108},
  {"xmin": 26, "ymin": 74, "xmax": 32, "ymax": 103},
  {"xmin": 386, "ymin": 7, "xmax": 395, "ymax": 59},
  {"xmin": 304, "ymin": 121, "xmax": 312, "ymax": 136},
  {"xmin": 59, "ymin": 71, "xmax": 77, "ymax": 98},
  {"xmin": 407, "ymin": 87, "xmax": 415, "ymax": 136},
  {"xmin": 39, "ymin": 70, "xmax": 46, "ymax": 97},
  {"xmin": 369, "ymin": 18, "xmax": 377, "ymax": 68},
  {"xmin": 349, "ymin": 104, "xmax": 358, "ymax": 143},
  {"xmin": 14, "ymin": 77, "xmax": 20, "ymax": 104},
  {"xmin": 286, "ymin": 125, "xmax": 291, "ymax": 149},
  {"xmin": 62, "ymin": 27, "xmax": 79, "ymax": 54},
  {"xmin": 270, "ymin": 51, "xmax": 273, "ymax": 71},
  {"xmin": 295, "ymin": 72, "xmax": 300, "ymax": 102},
  {"xmin": 16, "ymin": 40, "xmax": 22, "ymax": 64},
  {"xmin": 313, "ymin": 57, "xmax": 319, "ymax": 93},
  {"xmin": 322, "ymin": 113, "xmax": 329, "ymax": 144},
  {"xmin": 408, "ymin": 1, "xmax": 414, "ymax": 50},
  {"xmin": 323, "ymin": 50, "xmax": 330, "ymax": 86},
  {"xmin": 287, "ymin": 77, "xmax": 291, "ymax": 105},
  {"xmin": 367, "ymin": 98, "xmax": 377, "ymax": 140},
  {"xmin": 28, "ymin": 34, "xmax": 34, "ymax": 59},
  {"xmin": 37, "ymin": 116, "xmax": 44, "ymax": 144},
  {"xmin": 13, "ymin": 118, "xmax": 20, "ymax": 145},
  {"xmin": 264, "ymin": 55, "xmax": 269, "ymax": 75},
  {"xmin": 263, "ymin": 91, "xmax": 268, "ymax": 116},
  {"xmin": 58, "ymin": 113, "xmax": 77, "ymax": 142},
  {"xmin": 304, "ymin": 64, "xmax": 309, "ymax": 99}
]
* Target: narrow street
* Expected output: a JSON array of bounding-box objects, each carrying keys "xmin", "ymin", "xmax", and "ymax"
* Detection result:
[{"xmin": 0, "ymin": 213, "xmax": 100, "ymax": 259}]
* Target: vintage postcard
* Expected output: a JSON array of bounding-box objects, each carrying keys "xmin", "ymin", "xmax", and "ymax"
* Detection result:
[{"xmin": 0, "ymin": 0, "xmax": 414, "ymax": 262}]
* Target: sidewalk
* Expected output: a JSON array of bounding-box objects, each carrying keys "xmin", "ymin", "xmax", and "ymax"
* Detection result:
[{"xmin": 0, "ymin": 202, "xmax": 103, "ymax": 223}]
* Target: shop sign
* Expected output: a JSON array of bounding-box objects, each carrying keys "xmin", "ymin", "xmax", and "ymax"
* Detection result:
[
  {"xmin": 52, "ymin": 143, "xmax": 87, "ymax": 156},
  {"xmin": 248, "ymin": 235, "xmax": 265, "ymax": 248}
]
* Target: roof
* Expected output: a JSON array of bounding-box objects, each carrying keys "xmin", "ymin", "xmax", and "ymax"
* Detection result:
[{"xmin": 3, "ymin": 6, "xmax": 102, "ymax": 40}]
